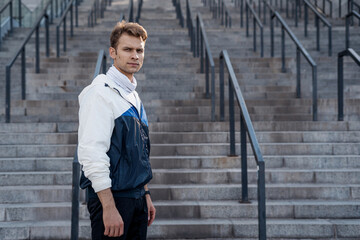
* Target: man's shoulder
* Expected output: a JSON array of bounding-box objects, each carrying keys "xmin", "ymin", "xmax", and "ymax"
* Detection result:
[{"xmin": 79, "ymin": 74, "xmax": 113, "ymax": 102}]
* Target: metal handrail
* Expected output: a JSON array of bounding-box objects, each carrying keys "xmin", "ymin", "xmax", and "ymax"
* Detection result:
[
  {"xmin": 135, "ymin": 0, "xmax": 143, "ymax": 22},
  {"xmin": 186, "ymin": 0, "xmax": 196, "ymax": 57},
  {"xmin": 0, "ymin": 0, "xmax": 22, "ymax": 49},
  {"xmin": 87, "ymin": 0, "xmax": 111, "ymax": 27},
  {"xmin": 219, "ymin": 0, "xmax": 232, "ymax": 27},
  {"xmin": 196, "ymin": 13, "xmax": 216, "ymax": 121},
  {"xmin": 56, "ymin": 0, "xmax": 76, "ymax": 57},
  {"xmin": 4, "ymin": 1, "xmax": 50, "ymax": 123},
  {"xmin": 304, "ymin": 0, "xmax": 332, "ymax": 56},
  {"xmin": 245, "ymin": 0, "xmax": 264, "ymax": 57},
  {"xmin": 270, "ymin": 10, "xmax": 318, "ymax": 121},
  {"xmin": 337, "ymin": 48, "xmax": 360, "ymax": 121},
  {"xmin": 219, "ymin": 49, "xmax": 266, "ymax": 240},
  {"xmin": 348, "ymin": 0, "xmax": 360, "ymax": 24},
  {"xmin": 87, "ymin": 0, "xmax": 97, "ymax": 27},
  {"xmin": 70, "ymin": 49, "xmax": 108, "ymax": 240},
  {"xmin": 127, "ymin": 0, "xmax": 133, "ymax": 22},
  {"xmin": 174, "ymin": 0, "xmax": 184, "ymax": 27},
  {"xmin": 346, "ymin": 10, "xmax": 360, "ymax": 48}
]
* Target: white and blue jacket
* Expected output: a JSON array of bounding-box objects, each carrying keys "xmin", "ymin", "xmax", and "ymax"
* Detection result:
[{"xmin": 78, "ymin": 66, "xmax": 152, "ymax": 199}]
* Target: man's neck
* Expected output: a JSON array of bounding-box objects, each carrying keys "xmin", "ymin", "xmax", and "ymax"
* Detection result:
[{"xmin": 114, "ymin": 66, "xmax": 133, "ymax": 83}]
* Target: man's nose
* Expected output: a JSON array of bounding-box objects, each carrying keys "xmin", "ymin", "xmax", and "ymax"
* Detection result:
[{"xmin": 131, "ymin": 51, "xmax": 139, "ymax": 59}]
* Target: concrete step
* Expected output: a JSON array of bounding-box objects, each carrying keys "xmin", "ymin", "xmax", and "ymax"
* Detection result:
[
  {"xmin": 1, "ymin": 200, "xmax": 359, "ymax": 222},
  {"xmin": 150, "ymin": 131, "xmax": 360, "ymax": 143},
  {"xmin": 150, "ymin": 183, "xmax": 360, "ymax": 201},
  {"xmin": 1, "ymin": 168, "xmax": 359, "ymax": 186},
  {"xmin": 0, "ymin": 218, "xmax": 359, "ymax": 239}
]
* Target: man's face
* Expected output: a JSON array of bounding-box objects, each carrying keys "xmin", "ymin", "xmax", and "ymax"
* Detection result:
[{"xmin": 109, "ymin": 33, "xmax": 145, "ymax": 81}]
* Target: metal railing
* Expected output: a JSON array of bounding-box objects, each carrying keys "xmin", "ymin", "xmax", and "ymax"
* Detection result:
[
  {"xmin": 337, "ymin": 48, "xmax": 360, "ymax": 121},
  {"xmin": 174, "ymin": 0, "xmax": 184, "ymax": 27},
  {"xmin": 316, "ymin": 0, "xmax": 333, "ymax": 17},
  {"xmin": 218, "ymin": 0, "xmax": 232, "ymax": 27},
  {"xmin": 348, "ymin": 0, "xmax": 360, "ymax": 24},
  {"xmin": 0, "ymin": 0, "xmax": 22, "ymax": 48},
  {"xmin": 186, "ymin": 0, "xmax": 196, "ymax": 57},
  {"xmin": 70, "ymin": 49, "xmax": 108, "ymax": 240},
  {"xmin": 127, "ymin": 0, "xmax": 133, "ymax": 22},
  {"xmin": 196, "ymin": 13, "xmax": 216, "ymax": 121},
  {"xmin": 56, "ymin": 0, "xmax": 77, "ymax": 57},
  {"xmin": 4, "ymin": 2, "xmax": 50, "ymax": 123},
  {"xmin": 304, "ymin": 0, "xmax": 332, "ymax": 56},
  {"xmin": 269, "ymin": 9, "xmax": 318, "ymax": 121},
  {"xmin": 219, "ymin": 49, "xmax": 266, "ymax": 240},
  {"xmin": 245, "ymin": 0, "xmax": 264, "ymax": 57},
  {"xmin": 346, "ymin": 10, "xmax": 360, "ymax": 48},
  {"xmin": 135, "ymin": 0, "xmax": 142, "ymax": 22},
  {"xmin": 87, "ymin": 0, "xmax": 110, "ymax": 27}
]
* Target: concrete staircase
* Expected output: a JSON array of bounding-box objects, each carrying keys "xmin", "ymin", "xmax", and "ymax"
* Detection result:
[{"xmin": 0, "ymin": 0, "xmax": 360, "ymax": 239}]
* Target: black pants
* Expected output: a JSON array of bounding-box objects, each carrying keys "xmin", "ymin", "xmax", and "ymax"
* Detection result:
[{"xmin": 87, "ymin": 196, "xmax": 148, "ymax": 240}]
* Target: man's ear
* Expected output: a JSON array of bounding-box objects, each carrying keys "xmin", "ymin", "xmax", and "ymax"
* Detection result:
[{"xmin": 109, "ymin": 47, "xmax": 116, "ymax": 59}]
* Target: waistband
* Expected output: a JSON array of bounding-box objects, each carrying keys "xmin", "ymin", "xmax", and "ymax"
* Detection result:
[{"xmin": 87, "ymin": 186, "xmax": 146, "ymax": 200}]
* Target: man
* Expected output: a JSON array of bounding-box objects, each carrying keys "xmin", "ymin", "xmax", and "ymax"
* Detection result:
[{"xmin": 78, "ymin": 21, "xmax": 156, "ymax": 239}]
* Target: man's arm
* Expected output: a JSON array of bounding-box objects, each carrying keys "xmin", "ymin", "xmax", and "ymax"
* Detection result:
[
  {"xmin": 144, "ymin": 184, "xmax": 156, "ymax": 226},
  {"xmin": 97, "ymin": 188, "xmax": 124, "ymax": 237}
]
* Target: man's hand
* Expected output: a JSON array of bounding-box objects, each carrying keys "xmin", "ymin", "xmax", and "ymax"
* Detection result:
[
  {"xmin": 145, "ymin": 194, "xmax": 156, "ymax": 226},
  {"xmin": 97, "ymin": 188, "xmax": 124, "ymax": 237},
  {"xmin": 103, "ymin": 206, "xmax": 124, "ymax": 237}
]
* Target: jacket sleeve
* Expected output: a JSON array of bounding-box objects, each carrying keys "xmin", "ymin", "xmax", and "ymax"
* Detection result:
[{"xmin": 78, "ymin": 85, "xmax": 115, "ymax": 193}]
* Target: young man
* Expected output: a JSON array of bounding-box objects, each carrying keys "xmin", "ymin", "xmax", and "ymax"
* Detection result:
[{"xmin": 78, "ymin": 21, "xmax": 155, "ymax": 239}]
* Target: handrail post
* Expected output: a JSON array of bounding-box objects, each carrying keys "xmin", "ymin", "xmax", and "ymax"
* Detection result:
[
  {"xmin": 253, "ymin": 17, "xmax": 256, "ymax": 52},
  {"xmin": 10, "ymin": 1, "xmax": 13, "ymax": 32},
  {"xmin": 316, "ymin": 16, "xmax": 320, "ymax": 51},
  {"xmin": 228, "ymin": 79, "xmax": 236, "ymax": 156},
  {"xmin": 21, "ymin": 48, "xmax": 26, "ymax": 100},
  {"xmin": 57, "ymin": 26, "xmax": 60, "ymax": 57},
  {"xmin": 76, "ymin": 0, "xmax": 78, "ymax": 27},
  {"xmin": 263, "ymin": 0, "xmax": 267, "ymax": 25},
  {"xmin": 346, "ymin": 15, "xmax": 349, "ymax": 48},
  {"xmin": 304, "ymin": 3, "xmax": 308, "ymax": 36},
  {"xmin": 286, "ymin": 0, "xmax": 289, "ymax": 17},
  {"xmin": 46, "ymin": 15, "xmax": 50, "ymax": 57},
  {"xmin": 240, "ymin": 116, "xmax": 249, "ymax": 203},
  {"xmin": 260, "ymin": 26, "xmax": 264, "ymax": 57},
  {"xmin": 295, "ymin": 0, "xmax": 298, "ymax": 27},
  {"xmin": 196, "ymin": 16, "xmax": 200, "ymax": 57},
  {"xmin": 102, "ymin": 55, "xmax": 107, "ymax": 74},
  {"xmin": 70, "ymin": 4, "xmax": 73, "ymax": 37},
  {"xmin": 36, "ymin": 26, "xmax": 40, "ymax": 73},
  {"xmin": 200, "ymin": 31, "xmax": 204, "ymax": 73},
  {"xmin": 6, "ymin": 66, "xmax": 11, "ymax": 123},
  {"xmin": 219, "ymin": 54, "xmax": 225, "ymax": 121},
  {"xmin": 270, "ymin": 13, "xmax": 274, "ymax": 57},
  {"xmin": 240, "ymin": 0, "xmax": 243, "ymax": 27},
  {"xmin": 328, "ymin": 26, "xmax": 332, "ymax": 56},
  {"xmin": 281, "ymin": 27, "xmax": 285, "ymax": 72},
  {"xmin": 246, "ymin": 3, "xmax": 249, "ymax": 37},
  {"xmin": 205, "ymin": 51, "xmax": 210, "ymax": 98},
  {"xmin": 258, "ymin": 160, "xmax": 266, "ymax": 240},
  {"xmin": 337, "ymin": 54, "xmax": 344, "ymax": 121},
  {"xmin": 221, "ymin": 1, "xmax": 224, "ymax": 25},
  {"xmin": 50, "ymin": 0, "xmax": 54, "ymax": 24},
  {"xmin": 71, "ymin": 150, "xmax": 80, "ymax": 240},
  {"xmin": 211, "ymin": 65, "xmax": 215, "ymax": 121},
  {"xmin": 19, "ymin": 0, "xmax": 22, "ymax": 26},
  {"xmin": 312, "ymin": 65, "xmax": 318, "ymax": 121},
  {"xmin": 296, "ymin": 47, "xmax": 300, "ymax": 98},
  {"xmin": 339, "ymin": 0, "xmax": 341, "ymax": 17},
  {"xmin": 63, "ymin": 15, "xmax": 67, "ymax": 52}
]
